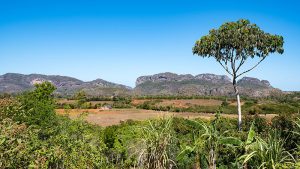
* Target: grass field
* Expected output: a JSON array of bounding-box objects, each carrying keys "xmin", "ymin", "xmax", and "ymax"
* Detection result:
[{"xmin": 56, "ymin": 108, "xmax": 276, "ymax": 126}]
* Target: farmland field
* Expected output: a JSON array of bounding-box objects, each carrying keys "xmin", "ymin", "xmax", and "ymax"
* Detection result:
[{"xmin": 56, "ymin": 108, "xmax": 276, "ymax": 126}]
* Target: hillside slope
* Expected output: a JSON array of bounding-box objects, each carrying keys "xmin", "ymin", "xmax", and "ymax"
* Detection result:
[{"xmin": 0, "ymin": 73, "xmax": 131, "ymax": 97}]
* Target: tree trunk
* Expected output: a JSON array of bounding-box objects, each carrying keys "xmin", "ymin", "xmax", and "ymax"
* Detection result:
[{"xmin": 233, "ymin": 83, "xmax": 242, "ymax": 131}]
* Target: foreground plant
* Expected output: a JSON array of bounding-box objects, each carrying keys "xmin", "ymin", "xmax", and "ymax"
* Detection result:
[
  {"xmin": 240, "ymin": 129, "xmax": 295, "ymax": 169},
  {"xmin": 137, "ymin": 117, "xmax": 177, "ymax": 169},
  {"xmin": 178, "ymin": 113, "xmax": 242, "ymax": 169}
]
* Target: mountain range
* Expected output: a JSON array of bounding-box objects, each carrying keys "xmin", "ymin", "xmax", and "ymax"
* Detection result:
[{"xmin": 0, "ymin": 73, "xmax": 281, "ymax": 97}]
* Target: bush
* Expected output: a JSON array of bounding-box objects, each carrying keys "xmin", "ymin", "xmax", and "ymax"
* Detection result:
[
  {"xmin": 272, "ymin": 114, "xmax": 300, "ymax": 151},
  {"xmin": 247, "ymin": 106, "xmax": 262, "ymax": 115},
  {"xmin": 0, "ymin": 115, "xmax": 108, "ymax": 168},
  {"xmin": 2, "ymin": 82, "xmax": 57, "ymax": 128},
  {"xmin": 243, "ymin": 114, "xmax": 268, "ymax": 134},
  {"xmin": 221, "ymin": 101, "xmax": 229, "ymax": 107}
]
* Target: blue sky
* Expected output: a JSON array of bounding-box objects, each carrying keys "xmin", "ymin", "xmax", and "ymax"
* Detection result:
[{"xmin": 0, "ymin": 0, "xmax": 300, "ymax": 91}]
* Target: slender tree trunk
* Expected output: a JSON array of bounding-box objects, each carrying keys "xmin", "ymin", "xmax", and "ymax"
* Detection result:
[{"xmin": 233, "ymin": 80, "xmax": 242, "ymax": 131}]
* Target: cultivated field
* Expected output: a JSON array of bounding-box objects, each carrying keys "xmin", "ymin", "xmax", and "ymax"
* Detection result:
[{"xmin": 56, "ymin": 108, "xmax": 276, "ymax": 127}]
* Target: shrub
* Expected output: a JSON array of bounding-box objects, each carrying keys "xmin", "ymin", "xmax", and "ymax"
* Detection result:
[
  {"xmin": 247, "ymin": 106, "xmax": 262, "ymax": 115},
  {"xmin": 243, "ymin": 114, "xmax": 268, "ymax": 134},
  {"xmin": 272, "ymin": 114, "xmax": 300, "ymax": 151},
  {"xmin": 221, "ymin": 101, "xmax": 229, "ymax": 107},
  {"xmin": 3, "ymin": 82, "xmax": 57, "ymax": 127},
  {"xmin": 0, "ymin": 116, "xmax": 109, "ymax": 168}
]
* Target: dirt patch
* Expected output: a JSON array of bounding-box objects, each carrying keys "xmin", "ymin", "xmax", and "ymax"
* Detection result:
[
  {"xmin": 228, "ymin": 100, "xmax": 245, "ymax": 106},
  {"xmin": 131, "ymin": 99, "xmax": 149, "ymax": 105}
]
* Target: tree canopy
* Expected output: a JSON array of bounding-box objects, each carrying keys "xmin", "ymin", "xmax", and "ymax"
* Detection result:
[{"xmin": 192, "ymin": 19, "xmax": 284, "ymax": 79}]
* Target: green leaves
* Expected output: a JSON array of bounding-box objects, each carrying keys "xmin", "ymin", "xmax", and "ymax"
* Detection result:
[
  {"xmin": 219, "ymin": 137, "xmax": 243, "ymax": 146},
  {"xmin": 176, "ymin": 145, "xmax": 195, "ymax": 161},
  {"xmin": 137, "ymin": 117, "xmax": 178, "ymax": 169},
  {"xmin": 246, "ymin": 122, "xmax": 256, "ymax": 145},
  {"xmin": 193, "ymin": 19, "xmax": 284, "ymax": 81},
  {"xmin": 193, "ymin": 19, "xmax": 284, "ymax": 61}
]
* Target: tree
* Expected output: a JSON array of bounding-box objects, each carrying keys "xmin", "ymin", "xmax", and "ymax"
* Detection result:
[
  {"xmin": 16, "ymin": 81, "xmax": 57, "ymax": 126},
  {"xmin": 192, "ymin": 19, "xmax": 284, "ymax": 130},
  {"xmin": 74, "ymin": 90, "xmax": 87, "ymax": 108}
]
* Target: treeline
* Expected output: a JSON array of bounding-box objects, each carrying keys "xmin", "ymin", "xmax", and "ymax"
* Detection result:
[
  {"xmin": 56, "ymin": 91, "xmax": 132, "ymax": 109},
  {"xmin": 133, "ymin": 95, "xmax": 238, "ymax": 101},
  {"xmin": 134, "ymin": 99, "xmax": 300, "ymax": 115},
  {"xmin": 56, "ymin": 100, "xmax": 132, "ymax": 109}
]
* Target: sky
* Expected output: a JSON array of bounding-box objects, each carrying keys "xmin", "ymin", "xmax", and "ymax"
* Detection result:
[{"xmin": 0, "ymin": 0, "xmax": 300, "ymax": 91}]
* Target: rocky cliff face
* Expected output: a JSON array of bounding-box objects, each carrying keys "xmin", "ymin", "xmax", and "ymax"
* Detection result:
[
  {"xmin": 237, "ymin": 77, "xmax": 271, "ymax": 88},
  {"xmin": 136, "ymin": 72, "xmax": 194, "ymax": 86},
  {"xmin": 136, "ymin": 72, "xmax": 231, "ymax": 86},
  {"xmin": 134, "ymin": 72, "xmax": 280, "ymax": 97},
  {"xmin": 195, "ymin": 74, "xmax": 231, "ymax": 83}
]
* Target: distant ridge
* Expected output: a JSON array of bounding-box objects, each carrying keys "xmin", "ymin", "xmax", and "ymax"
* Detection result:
[
  {"xmin": 0, "ymin": 72, "xmax": 281, "ymax": 97},
  {"xmin": 0, "ymin": 73, "xmax": 131, "ymax": 97},
  {"xmin": 134, "ymin": 72, "xmax": 281, "ymax": 97}
]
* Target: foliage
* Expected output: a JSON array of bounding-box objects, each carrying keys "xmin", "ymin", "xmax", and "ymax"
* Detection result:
[
  {"xmin": 1, "ymin": 82, "xmax": 57, "ymax": 127},
  {"xmin": 243, "ymin": 114, "xmax": 268, "ymax": 134},
  {"xmin": 177, "ymin": 113, "xmax": 243, "ymax": 169},
  {"xmin": 136, "ymin": 117, "xmax": 178, "ymax": 169},
  {"xmin": 74, "ymin": 90, "xmax": 87, "ymax": 108},
  {"xmin": 240, "ymin": 130, "xmax": 295, "ymax": 168},
  {"xmin": 112, "ymin": 98, "xmax": 132, "ymax": 108},
  {"xmin": 192, "ymin": 19, "xmax": 284, "ymax": 75},
  {"xmin": 0, "ymin": 83, "xmax": 109, "ymax": 168},
  {"xmin": 271, "ymin": 114, "xmax": 300, "ymax": 157},
  {"xmin": 0, "ymin": 116, "xmax": 109, "ymax": 168}
]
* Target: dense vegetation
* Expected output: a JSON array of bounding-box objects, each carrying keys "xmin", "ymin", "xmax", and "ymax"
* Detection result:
[{"xmin": 1, "ymin": 82, "xmax": 300, "ymax": 168}]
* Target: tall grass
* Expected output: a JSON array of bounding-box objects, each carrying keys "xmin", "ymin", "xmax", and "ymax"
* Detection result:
[
  {"xmin": 136, "ymin": 116, "xmax": 178, "ymax": 169},
  {"xmin": 240, "ymin": 130, "xmax": 295, "ymax": 168}
]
